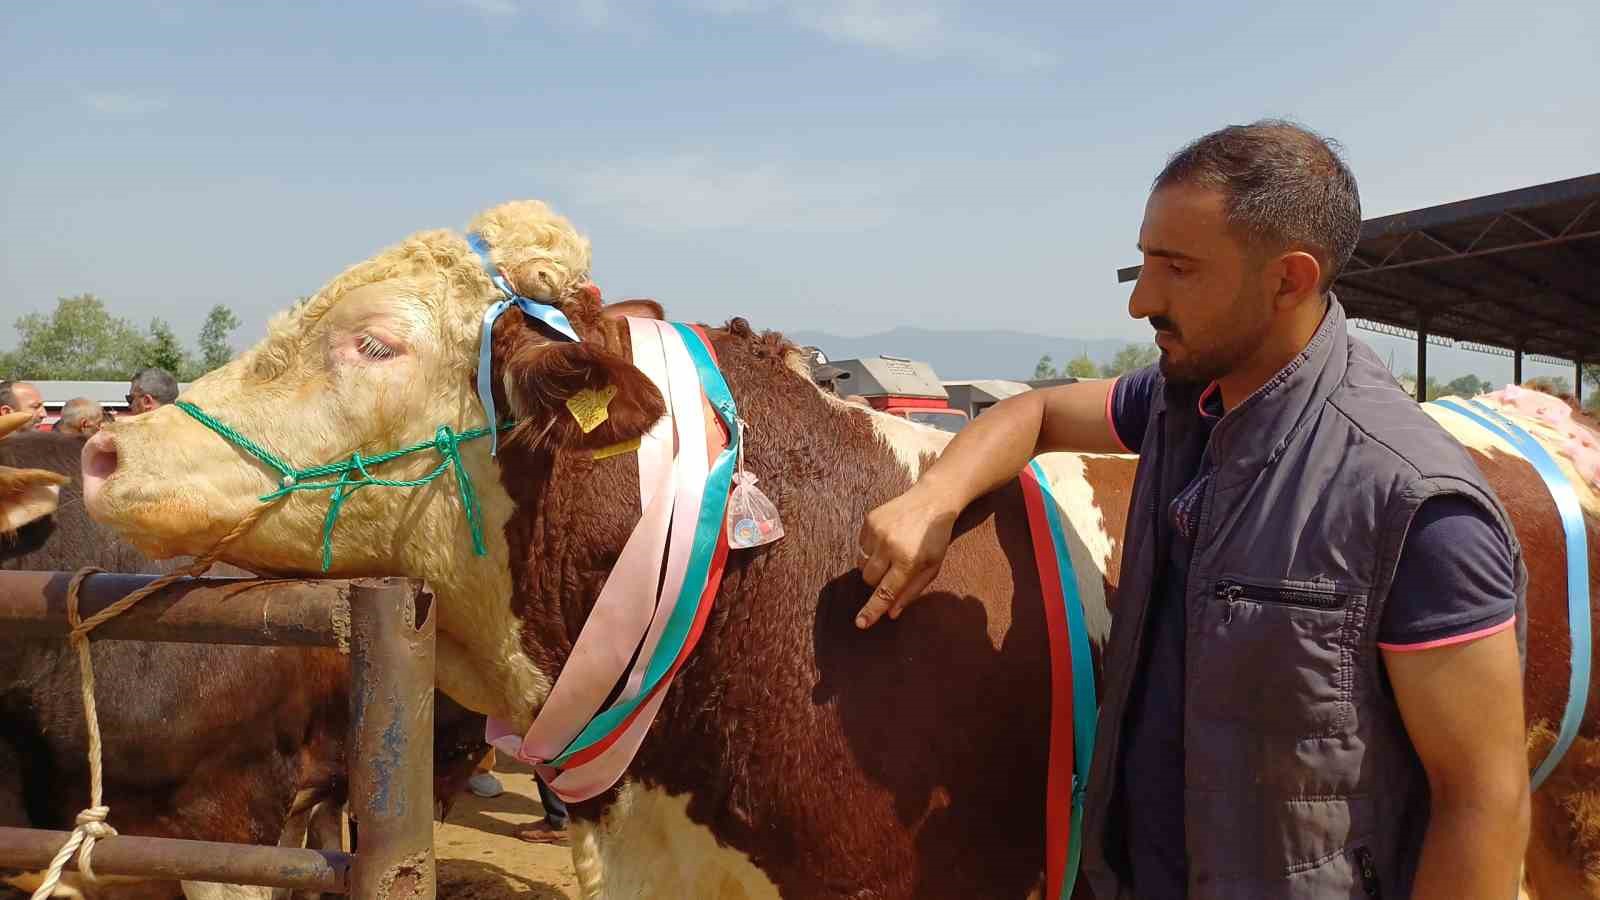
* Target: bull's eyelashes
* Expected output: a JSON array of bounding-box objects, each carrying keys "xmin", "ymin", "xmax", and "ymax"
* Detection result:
[{"xmin": 357, "ymin": 333, "xmax": 399, "ymax": 361}]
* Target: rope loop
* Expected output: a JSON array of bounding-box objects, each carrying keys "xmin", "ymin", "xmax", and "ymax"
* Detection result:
[
  {"xmin": 176, "ymin": 401, "xmax": 509, "ymax": 570},
  {"xmin": 34, "ymin": 510, "xmax": 270, "ymax": 900}
]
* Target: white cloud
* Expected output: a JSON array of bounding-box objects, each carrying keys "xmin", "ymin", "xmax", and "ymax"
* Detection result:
[
  {"xmin": 694, "ymin": 0, "xmax": 1054, "ymax": 68},
  {"xmin": 79, "ymin": 92, "xmax": 169, "ymax": 118},
  {"xmin": 556, "ymin": 153, "xmax": 912, "ymax": 232}
]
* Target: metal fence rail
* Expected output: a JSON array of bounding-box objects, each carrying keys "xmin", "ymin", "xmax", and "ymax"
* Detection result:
[{"xmin": 0, "ymin": 572, "xmax": 437, "ymax": 899}]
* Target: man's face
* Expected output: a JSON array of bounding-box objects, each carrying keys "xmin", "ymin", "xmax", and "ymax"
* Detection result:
[
  {"xmin": 1128, "ymin": 183, "xmax": 1276, "ymax": 385},
  {"xmin": 126, "ymin": 385, "xmax": 160, "ymax": 416},
  {"xmin": 2, "ymin": 383, "xmax": 46, "ymax": 429}
]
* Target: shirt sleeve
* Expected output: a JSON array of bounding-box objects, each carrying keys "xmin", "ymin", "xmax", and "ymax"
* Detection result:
[
  {"xmin": 1108, "ymin": 364, "xmax": 1161, "ymax": 454},
  {"xmin": 1378, "ymin": 495, "xmax": 1518, "ymax": 651}
]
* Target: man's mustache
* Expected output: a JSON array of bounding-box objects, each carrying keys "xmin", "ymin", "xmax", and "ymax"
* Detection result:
[{"xmin": 1150, "ymin": 316, "xmax": 1179, "ymax": 336}]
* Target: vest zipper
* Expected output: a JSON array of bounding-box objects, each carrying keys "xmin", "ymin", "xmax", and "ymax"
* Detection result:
[
  {"xmin": 1353, "ymin": 847, "xmax": 1382, "ymax": 898},
  {"xmin": 1213, "ymin": 579, "xmax": 1348, "ymax": 611}
]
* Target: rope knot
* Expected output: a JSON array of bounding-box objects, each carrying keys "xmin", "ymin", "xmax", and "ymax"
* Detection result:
[{"xmin": 75, "ymin": 806, "xmax": 116, "ymax": 836}]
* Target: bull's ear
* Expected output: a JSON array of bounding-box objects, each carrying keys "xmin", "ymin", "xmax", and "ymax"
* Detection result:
[
  {"xmin": 501, "ymin": 341, "xmax": 665, "ymax": 453},
  {"xmin": 0, "ymin": 467, "xmax": 67, "ymax": 534},
  {"xmin": 600, "ymin": 299, "xmax": 666, "ymax": 322},
  {"xmin": 0, "ymin": 411, "xmax": 34, "ymax": 439}
]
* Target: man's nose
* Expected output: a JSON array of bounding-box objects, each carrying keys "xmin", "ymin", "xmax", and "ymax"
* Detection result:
[{"xmin": 1127, "ymin": 275, "xmax": 1161, "ymax": 321}]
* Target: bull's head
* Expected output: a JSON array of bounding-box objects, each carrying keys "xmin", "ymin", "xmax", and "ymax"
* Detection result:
[{"xmin": 82, "ymin": 200, "xmax": 662, "ymax": 574}]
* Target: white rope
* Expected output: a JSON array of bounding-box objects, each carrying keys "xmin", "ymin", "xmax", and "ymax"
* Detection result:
[{"xmin": 29, "ymin": 506, "xmax": 271, "ymax": 899}]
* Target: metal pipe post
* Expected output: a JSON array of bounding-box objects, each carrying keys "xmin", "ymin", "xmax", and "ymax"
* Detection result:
[
  {"xmin": 0, "ymin": 828, "xmax": 349, "ymax": 893},
  {"xmin": 347, "ymin": 577, "xmax": 436, "ymax": 900},
  {"xmin": 1416, "ymin": 315, "xmax": 1430, "ymax": 402},
  {"xmin": 0, "ymin": 571, "xmax": 351, "ymax": 648},
  {"xmin": 1514, "ymin": 345, "xmax": 1524, "ymax": 385}
]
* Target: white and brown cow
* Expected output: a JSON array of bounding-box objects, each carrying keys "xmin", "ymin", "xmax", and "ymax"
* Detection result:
[{"xmin": 77, "ymin": 200, "xmax": 1599, "ymax": 898}]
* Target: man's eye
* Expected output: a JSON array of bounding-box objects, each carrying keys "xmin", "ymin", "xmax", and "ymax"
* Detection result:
[
  {"xmin": 1168, "ymin": 262, "xmax": 1187, "ymax": 276},
  {"xmin": 357, "ymin": 334, "xmax": 397, "ymax": 360}
]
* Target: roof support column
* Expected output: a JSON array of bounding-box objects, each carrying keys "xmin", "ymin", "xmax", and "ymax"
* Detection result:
[
  {"xmin": 1416, "ymin": 315, "xmax": 1429, "ymax": 402},
  {"xmin": 1578, "ymin": 356, "xmax": 1586, "ymax": 406},
  {"xmin": 1514, "ymin": 343, "xmax": 1524, "ymax": 386}
]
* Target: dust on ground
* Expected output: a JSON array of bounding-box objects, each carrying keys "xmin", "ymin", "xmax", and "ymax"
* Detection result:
[
  {"xmin": 0, "ymin": 758, "xmax": 577, "ymax": 900},
  {"xmin": 436, "ymin": 756, "xmax": 580, "ymax": 900}
]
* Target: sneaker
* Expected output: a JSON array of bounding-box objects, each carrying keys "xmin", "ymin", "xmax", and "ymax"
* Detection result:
[{"xmin": 468, "ymin": 772, "xmax": 504, "ymax": 798}]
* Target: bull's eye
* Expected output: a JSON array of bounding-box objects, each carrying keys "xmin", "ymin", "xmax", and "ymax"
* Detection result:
[{"xmin": 357, "ymin": 333, "xmax": 398, "ymax": 361}]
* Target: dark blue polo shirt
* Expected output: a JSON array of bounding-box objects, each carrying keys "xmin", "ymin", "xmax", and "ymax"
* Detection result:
[{"xmin": 1106, "ymin": 364, "xmax": 1517, "ymax": 897}]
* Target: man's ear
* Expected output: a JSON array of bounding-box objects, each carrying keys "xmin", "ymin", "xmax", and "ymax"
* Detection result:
[{"xmin": 501, "ymin": 340, "xmax": 666, "ymax": 453}]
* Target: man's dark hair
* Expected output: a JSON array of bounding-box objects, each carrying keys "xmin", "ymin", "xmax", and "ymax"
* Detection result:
[
  {"xmin": 131, "ymin": 367, "xmax": 180, "ymax": 405},
  {"xmin": 0, "ymin": 381, "xmax": 16, "ymax": 410},
  {"xmin": 1154, "ymin": 119, "xmax": 1361, "ymax": 292}
]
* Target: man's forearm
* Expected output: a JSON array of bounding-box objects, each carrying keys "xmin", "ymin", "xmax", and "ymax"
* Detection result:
[
  {"xmin": 913, "ymin": 391, "xmax": 1047, "ymax": 513},
  {"xmin": 1410, "ymin": 787, "xmax": 1529, "ymax": 898}
]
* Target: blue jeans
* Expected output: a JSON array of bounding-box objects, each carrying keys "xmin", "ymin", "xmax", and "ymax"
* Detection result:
[{"xmin": 536, "ymin": 776, "xmax": 569, "ymax": 829}]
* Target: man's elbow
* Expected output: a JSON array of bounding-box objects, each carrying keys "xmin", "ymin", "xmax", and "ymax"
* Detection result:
[{"xmin": 1431, "ymin": 766, "xmax": 1531, "ymax": 846}]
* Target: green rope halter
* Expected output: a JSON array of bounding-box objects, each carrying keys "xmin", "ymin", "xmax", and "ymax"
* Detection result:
[{"xmin": 175, "ymin": 400, "xmax": 511, "ymax": 572}]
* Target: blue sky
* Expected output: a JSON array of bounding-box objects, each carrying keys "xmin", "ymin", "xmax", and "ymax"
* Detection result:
[{"xmin": 2, "ymin": 1, "xmax": 1596, "ymax": 384}]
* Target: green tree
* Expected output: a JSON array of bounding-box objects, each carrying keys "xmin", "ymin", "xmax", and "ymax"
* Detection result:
[
  {"xmin": 145, "ymin": 318, "xmax": 192, "ymax": 376},
  {"xmin": 1033, "ymin": 354, "xmax": 1057, "ymax": 380},
  {"xmin": 196, "ymin": 304, "xmax": 243, "ymax": 373},
  {"xmin": 3, "ymin": 294, "xmax": 150, "ymax": 380},
  {"xmin": 1065, "ymin": 353, "xmax": 1099, "ymax": 379},
  {"xmin": 1100, "ymin": 343, "xmax": 1159, "ymax": 378},
  {"xmin": 1442, "ymin": 374, "xmax": 1487, "ymax": 399}
]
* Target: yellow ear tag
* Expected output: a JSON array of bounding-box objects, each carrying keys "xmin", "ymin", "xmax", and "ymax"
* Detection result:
[
  {"xmin": 592, "ymin": 436, "xmax": 642, "ymax": 461},
  {"xmin": 567, "ymin": 385, "xmax": 618, "ymax": 434}
]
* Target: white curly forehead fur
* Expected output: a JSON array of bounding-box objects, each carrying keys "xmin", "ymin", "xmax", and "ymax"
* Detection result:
[{"xmin": 247, "ymin": 200, "xmax": 593, "ymax": 375}]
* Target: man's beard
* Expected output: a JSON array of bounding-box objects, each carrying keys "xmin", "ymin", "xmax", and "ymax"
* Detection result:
[{"xmin": 1156, "ymin": 288, "xmax": 1268, "ymax": 385}]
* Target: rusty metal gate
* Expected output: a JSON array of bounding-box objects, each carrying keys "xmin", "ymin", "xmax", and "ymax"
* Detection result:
[{"xmin": 0, "ymin": 571, "xmax": 437, "ymax": 898}]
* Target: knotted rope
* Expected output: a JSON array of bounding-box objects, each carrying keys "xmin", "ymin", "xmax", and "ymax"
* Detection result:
[
  {"xmin": 176, "ymin": 402, "xmax": 506, "ymax": 570},
  {"xmin": 30, "ymin": 503, "xmax": 273, "ymax": 900}
]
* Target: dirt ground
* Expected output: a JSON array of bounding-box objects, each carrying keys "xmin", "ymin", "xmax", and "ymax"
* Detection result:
[
  {"xmin": 1, "ymin": 756, "xmax": 578, "ymax": 900},
  {"xmin": 436, "ymin": 756, "xmax": 580, "ymax": 900}
]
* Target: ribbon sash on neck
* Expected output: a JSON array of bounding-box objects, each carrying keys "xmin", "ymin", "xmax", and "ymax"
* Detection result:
[{"xmin": 487, "ymin": 319, "xmax": 738, "ymax": 803}]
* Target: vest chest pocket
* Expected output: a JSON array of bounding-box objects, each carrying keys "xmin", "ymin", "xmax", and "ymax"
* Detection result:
[{"xmin": 1190, "ymin": 576, "xmax": 1365, "ymax": 738}]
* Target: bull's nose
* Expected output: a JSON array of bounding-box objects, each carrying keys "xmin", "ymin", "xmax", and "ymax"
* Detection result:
[{"xmin": 81, "ymin": 429, "xmax": 119, "ymax": 511}]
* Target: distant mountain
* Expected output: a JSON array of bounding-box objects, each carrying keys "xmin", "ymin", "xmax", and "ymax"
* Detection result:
[
  {"xmin": 787, "ymin": 327, "xmax": 1138, "ymax": 381},
  {"xmin": 784, "ymin": 325, "xmax": 1567, "ymax": 387}
]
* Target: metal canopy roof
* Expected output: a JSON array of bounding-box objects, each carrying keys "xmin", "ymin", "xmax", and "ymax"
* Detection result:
[
  {"xmin": 1335, "ymin": 173, "xmax": 1599, "ymax": 361},
  {"xmin": 1114, "ymin": 172, "xmax": 1600, "ymax": 362}
]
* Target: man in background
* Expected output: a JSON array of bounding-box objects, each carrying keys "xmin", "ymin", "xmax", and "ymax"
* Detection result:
[
  {"xmin": 0, "ymin": 381, "xmax": 46, "ymax": 430},
  {"xmin": 57, "ymin": 397, "xmax": 108, "ymax": 437},
  {"xmin": 126, "ymin": 367, "xmax": 179, "ymax": 415}
]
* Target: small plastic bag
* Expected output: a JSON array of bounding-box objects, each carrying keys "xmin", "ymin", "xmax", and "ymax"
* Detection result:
[{"xmin": 727, "ymin": 471, "xmax": 784, "ymax": 549}]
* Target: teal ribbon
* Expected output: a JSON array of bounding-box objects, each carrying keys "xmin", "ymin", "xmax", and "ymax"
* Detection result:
[
  {"xmin": 1431, "ymin": 398, "xmax": 1591, "ymax": 792},
  {"xmin": 549, "ymin": 323, "xmax": 739, "ymax": 767},
  {"xmin": 1028, "ymin": 459, "xmax": 1098, "ymax": 899}
]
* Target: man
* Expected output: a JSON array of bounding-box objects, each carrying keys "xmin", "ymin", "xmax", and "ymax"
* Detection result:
[
  {"xmin": 56, "ymin": 397, "xmax": 107, "ymax": 437},
  {"xmin": 856, "ymin": 121, "xmax": 1530, "ymax": 898},
  {"xmin": 125, "ymin": 367, "xmax": 179, "ymax": 415},
  {"xmin": 0, "ymin": 381, "xmax": 46, "ymax": 431}
]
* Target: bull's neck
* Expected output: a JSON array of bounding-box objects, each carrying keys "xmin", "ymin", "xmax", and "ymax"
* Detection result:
[
  {"xmin": 414, "ymin": 449, "xmax": 552, "ymax": 725},
  {"xmin": 509, "ymin": 349, "xmax": 931, "ymax": 792}
]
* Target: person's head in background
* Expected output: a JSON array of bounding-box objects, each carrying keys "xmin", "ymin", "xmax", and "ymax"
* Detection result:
[
  {"xmin": 58, "ymin": 397, "xmax": 108, "ymax": 437},
  {"xmin": 126, "ymin": 367, "xmax": 179, "ymax": 416},
  {"xmin": 0, "ymin": 381, "xmax": 46, "ymax": 430}
]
